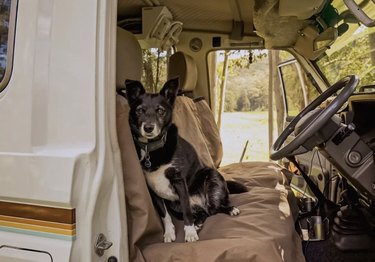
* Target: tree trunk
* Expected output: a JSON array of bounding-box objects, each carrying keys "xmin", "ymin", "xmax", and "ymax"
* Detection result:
[
  {"xmin": 143, "ymin": 50, "xmax": 155, "ymax": 92},
  {"xmin": 217, "ymin": 50, "xmax": 229, "ymax": 130},
  {"xmin": 268, "ymin": 51, "xmax": 274, "ymax": 152},
  {"xmin": 369, "ymin": 32, "xmax": 375, "ymax": 66},
  {"xmin": 271, "ymin": 50, "xmax": 284, "ymax": 135}
]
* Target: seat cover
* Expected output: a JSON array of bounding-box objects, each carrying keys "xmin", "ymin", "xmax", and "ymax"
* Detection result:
[
  {"xmin": 194, "ymin": 98, "xmax": 223, "ymax": 167},
  {"xmin": 117, "ymin": 95, "xmax": 305, "ymax": 262},
  {"xmin": 141, "ymin": 162, "xmax": 304, "ymax": 262},
  {"xmin": 116, "ymin": 29, "xmax": 304, "ymax": 262}
]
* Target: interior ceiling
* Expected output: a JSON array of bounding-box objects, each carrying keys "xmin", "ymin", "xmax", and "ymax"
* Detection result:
[
  {"xmin": 117, "ymin": 0, "xmax": 328, "ymax": 48},
  {"xmin": 118, "ymin": 0, "xmax": 255, "ymax": 35}
]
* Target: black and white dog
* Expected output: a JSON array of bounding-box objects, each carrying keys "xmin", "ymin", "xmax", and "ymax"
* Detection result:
[{"xmin": 124, "ymin": 78, "xmax": 246, "ymax": 242}]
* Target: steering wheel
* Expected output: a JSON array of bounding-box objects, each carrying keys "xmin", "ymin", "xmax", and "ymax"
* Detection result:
[{"xmin": 270, "ymin": 75, "xmax": 359, "ymax": 160}]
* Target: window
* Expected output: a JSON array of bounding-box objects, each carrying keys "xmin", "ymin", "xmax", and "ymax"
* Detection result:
[
  {"xmin": 141, "ymin": 48, "xmax": 172, "ymax": 93},
  {"xmin": 278, "ymin": 59, "xmax": 319, "ymax": 117},
  {"xmin": 0, "ymin": 0, "xmax": 17, "ymax": 93},
  {"xmin": 315, "ymin": 2, "xmax": 375, "ymax": 88},
  {"xmin": 208, "ymin": 49, "xmax": 271, "ymax": 164},
  {"xmin": 208, "ymin": 49, "xmax": 320, "ymax": 165},
  {"xmin": 316, "ymin": 25, "xmax": 375, "ymax": 87}
]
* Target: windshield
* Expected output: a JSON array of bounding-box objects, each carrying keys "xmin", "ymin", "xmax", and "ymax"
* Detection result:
[{"xmin": 315, "ymin": 1, "xmax": 375, "ymax": 87}]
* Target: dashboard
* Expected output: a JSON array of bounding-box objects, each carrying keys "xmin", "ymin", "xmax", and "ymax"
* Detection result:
[{"xmin": 348, "ymin": 92, "xmax": 375, "ymax": 150}]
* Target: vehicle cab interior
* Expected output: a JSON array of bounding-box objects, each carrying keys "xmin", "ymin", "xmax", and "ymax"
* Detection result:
[{"xmin": 115, "ymin": 0, "xmax": 375, "ymax": 261}]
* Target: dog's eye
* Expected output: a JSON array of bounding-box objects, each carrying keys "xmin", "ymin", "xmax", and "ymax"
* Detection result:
[
  {"xmin": 136, "ymin": 107, "xmax": 145, "ymax": 115},
  {"xmin": 157, "ymin": 108, "xmax": 165, "ymax": 115}
]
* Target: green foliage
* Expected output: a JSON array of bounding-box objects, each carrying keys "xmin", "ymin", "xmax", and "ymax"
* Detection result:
[
  {"xmin": 0, "ymin": 1, "xmax": 10, "ymax": 83},
  {"xmin": 217, "ymin": 50, "xmax": 269, "ymax": 112},
  {"xmin": 317, "ymin": 29, "xmax": 375, "ymax": 87},
  {"xmin": 141, "ymin": 48, "xmax": 170, "ymax": 92},
  {"xmin": 225, "ymin": 50, "xmax": 267, "ymax": 70},
  {"xmin": 236, "ymin": 90, "xmax": 251, "ymax": 111},
  {"xmin": 224, "ymin": 90, "xmax": 237, "ymax": 112},
  {"xmin": 280, "ymin": 63, "xmax": 306, "ymax": 113}
]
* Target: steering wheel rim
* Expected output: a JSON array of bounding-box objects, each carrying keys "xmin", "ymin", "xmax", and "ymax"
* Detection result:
[{"xmin": 270, "ymin": 75, "xmax": 359, "ymax": 161}]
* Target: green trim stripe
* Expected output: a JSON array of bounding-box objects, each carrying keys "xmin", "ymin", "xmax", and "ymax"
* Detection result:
[{"xmin": 0, "ymin": 225, "xmax": 76, "ymax": 241}]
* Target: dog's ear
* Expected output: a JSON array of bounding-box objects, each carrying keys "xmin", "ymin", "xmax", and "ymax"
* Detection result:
[
  {"xmin": 125, "ymin": 79, "xmax": 145, "ymax": 105},
  {"xmin": 160, "ymin": 77, "xmax": 179, "ymax": 105}
]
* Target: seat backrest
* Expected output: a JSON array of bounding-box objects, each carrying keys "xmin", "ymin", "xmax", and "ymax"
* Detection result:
[
  {"xmin": 115, "ymin": 27, "xmax": 163, "ymax": 261},
  {"xmin": 172, "ymin": 96, "xmax": 216, "ymax": 168},
  {"xmin": 194, "ymin": 97, "xmax": 223, "ymax": 167},
  {"xmin": 116, "ymin": 27, "xmax": 143, "ymax": 88},
  {"xmin": 168, "ymin": 51, "xmax": 223, "ymax": 167},
  {"xmin": 168, "ymin": 51, "xmax": 197, "ymax": 95},
  {"xmin": 116, "ymin": 35, "xmax": 224, "ymax": 259}
]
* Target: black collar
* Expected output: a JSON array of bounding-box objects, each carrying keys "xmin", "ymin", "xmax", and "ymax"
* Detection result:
[
  {"xmin": 130, "ymin": 123, "xmax": 168, "ymax": 153},
  {"xmin": 131, "ymin": 124, "xmax": 168, "ymax": 169},
  {"xmin": 133, "ymin": 132, "xmax": 167, "ymax": 153},
  {"xmin": 134, "ymin": 134, "xmax": 167, "ymax": 169}
]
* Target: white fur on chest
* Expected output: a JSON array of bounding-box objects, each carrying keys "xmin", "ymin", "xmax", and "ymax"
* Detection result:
[{"xmin": 145, "ymin": 164, "xmax": 179, "ymax": 201}]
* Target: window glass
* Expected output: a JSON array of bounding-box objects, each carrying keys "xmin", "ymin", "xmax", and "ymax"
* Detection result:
[
  {"xmin": 141, "ymin": 48, "xmax": 171, "ymax": 92},
  {"xmin": 279, "ymin": 59, "xmax": 320, "ymax": 116},
  {"xmin": 0, "ymin": 0, "xmax": 15, "ymax": 92},
  {"xmin": 316, "ymin": 26, "xmax": 375, "ymax": 87},
  {"xmin": 315, "ymin": 2, "xmax": 375, "ymax": 87},
  {"xmin": 208, "ymin": 49, "xmax": 271, "ymax": 164},
  {"xmin": 207, "ymin": 49, "xmax": 320, "ymax": 165}
]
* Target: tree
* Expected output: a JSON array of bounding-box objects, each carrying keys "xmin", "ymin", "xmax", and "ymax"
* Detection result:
[
  {"xmin": 142, "ymin": 49, "xmax": 155, "ymax": 92},
  {"xmin": 237, "ymin": 90, "xmax": 251, "ymax": 111},
  {"xmin": 317, "ymin": 28, "xmax": 375, "ymax": 86},
  {"xmin": 141, "ymin": 48, "xmax": 170, "ymax": 92},
  {"xmin": 224, "ymin": 90, "xmax": 237, "ymax": 112},
  {"xmin": 215, "ymin": 50, "xmax": 269, "ymax": 113}
]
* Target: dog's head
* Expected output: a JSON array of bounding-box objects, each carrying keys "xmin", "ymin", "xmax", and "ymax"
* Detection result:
[{"xmin": 125, "ymin": 78, "xmax": 179, "ymax": 140}]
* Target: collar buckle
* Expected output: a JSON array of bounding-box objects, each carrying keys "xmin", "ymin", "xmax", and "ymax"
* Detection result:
[{"xmin": 136, "ymin": 132, "xmax": 168, "ymax": 169}]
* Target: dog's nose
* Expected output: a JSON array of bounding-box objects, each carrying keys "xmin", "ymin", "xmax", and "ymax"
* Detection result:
[{"xmin": 144, "ymin": 124, "xmax": 155, "ymax": 134}]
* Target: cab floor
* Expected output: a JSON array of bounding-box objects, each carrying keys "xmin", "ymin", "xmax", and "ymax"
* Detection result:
[{"xmin": 303, "ymin": 239, "xmax": 375, "ymax": 262}]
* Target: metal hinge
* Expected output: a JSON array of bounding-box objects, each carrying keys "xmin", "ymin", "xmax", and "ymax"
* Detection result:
[{"xmin": 94, "ymin": 233, "xmax": 113, "ymax": 257}]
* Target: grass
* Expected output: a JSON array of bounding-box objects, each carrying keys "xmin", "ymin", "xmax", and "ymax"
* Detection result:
[{"xmin": 220, "ymin": 111, "xmax": 270, "ymax": 166}]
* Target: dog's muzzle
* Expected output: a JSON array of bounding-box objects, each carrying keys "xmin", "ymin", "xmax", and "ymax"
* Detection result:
[
  {"xmin": 144, "ymin": 124, "xmax": 155, "ymax": 133},
  {"xmin": 141, "ymin": 123, "xmax": 161, "ymax": 139}
]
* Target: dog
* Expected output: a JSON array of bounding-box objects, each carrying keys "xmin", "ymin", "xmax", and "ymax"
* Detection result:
[{"xmin": 123, "ymin": 77, "xmax": 247, "ymax": 242}]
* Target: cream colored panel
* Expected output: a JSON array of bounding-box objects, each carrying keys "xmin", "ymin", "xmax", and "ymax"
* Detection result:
[{"xmin": 279, "ymin": 0, "xmax": 325, "ymax": 19}]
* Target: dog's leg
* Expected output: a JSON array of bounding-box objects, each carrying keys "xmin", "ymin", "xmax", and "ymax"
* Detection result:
[
  {"xmin": 161, "ymin": 202, "xmax": 176, "ymax": 242},
  {"xmin": 165, "ymin": 167, "xmax": 199, "ymax": 242},
  {"xmin": 192, "ymin": 206, "xmax": 209, "ymax": 231},
  {"xmin": 219, "ymin": 206, "xmax": 241, "ymax": 216},
  {"xmin": 149, "ymin": 189, "xmax": 176, "ymax": 242},
  {"xmin": 203, "ymin": 168, "xmax": 241, "ymax": 217}
]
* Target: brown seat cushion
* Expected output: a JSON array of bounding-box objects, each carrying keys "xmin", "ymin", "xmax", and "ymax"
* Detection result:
[
  {"xmin": 140, "ymin": 162, "xmax": 304, "ymax": 262},
  {"xmin": 173, "ymin": 96, "xmax": 215, "ymax": 168},
  {"xmin": 194, "ymin": 98, "xmax": 223, "ymax": 168},
  {"xmin": 116, "ymin": 95, "xmax": 305, "ymax": 262},
  {"xmin": 116, "ymin": 95, "xmax": 163, "ymax": 261}
]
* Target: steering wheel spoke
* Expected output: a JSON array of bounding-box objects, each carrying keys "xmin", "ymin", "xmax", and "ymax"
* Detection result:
[{"xmin": 289, "ymin": 145, "xmax": 309, "ymax": 157}]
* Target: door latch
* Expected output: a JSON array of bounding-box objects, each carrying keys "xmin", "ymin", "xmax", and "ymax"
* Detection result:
[{"xmin": 94, "ymin": 233, "xmax": 113, "ymax": 257}]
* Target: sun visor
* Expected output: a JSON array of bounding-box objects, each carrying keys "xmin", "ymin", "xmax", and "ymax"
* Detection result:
[
  {"xmin": 279, "ymin": 0, "xmax": 325, "ymax": 19},
  {"xmin": 294, "ymin": 25, "xmax": 338, "ymax": 60}
]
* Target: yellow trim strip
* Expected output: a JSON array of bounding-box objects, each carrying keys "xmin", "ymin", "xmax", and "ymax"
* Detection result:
[
  {"xmin": 0, "ymin": 215, "xmax": 75, "ymax": 230},
  {"xmin": 0, "ymin": 220, "xmax": 76, "ymax": 236}
]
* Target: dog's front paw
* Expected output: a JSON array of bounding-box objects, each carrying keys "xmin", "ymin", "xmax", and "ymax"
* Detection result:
[
  {"xmin": 163, "ymin": 222, "xmax": 176, "ymax": 243},
  {"xmin": 194, "ymin": 223, "xmax": 203, "ymax": 231},
  {"xmin": 162, "ymin": 213, "xmax": 176, "ymax": 242},
  {"xmin": 184, "ymin": 225, "xmax": 199, "ymax": 242},
  {"xmin": 229, "ymin": 206, "xmax": 240, "ymax": 216},
  {"xmin": 164, "ymin": 230, "xmax": 176, "ymax": 243}
]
